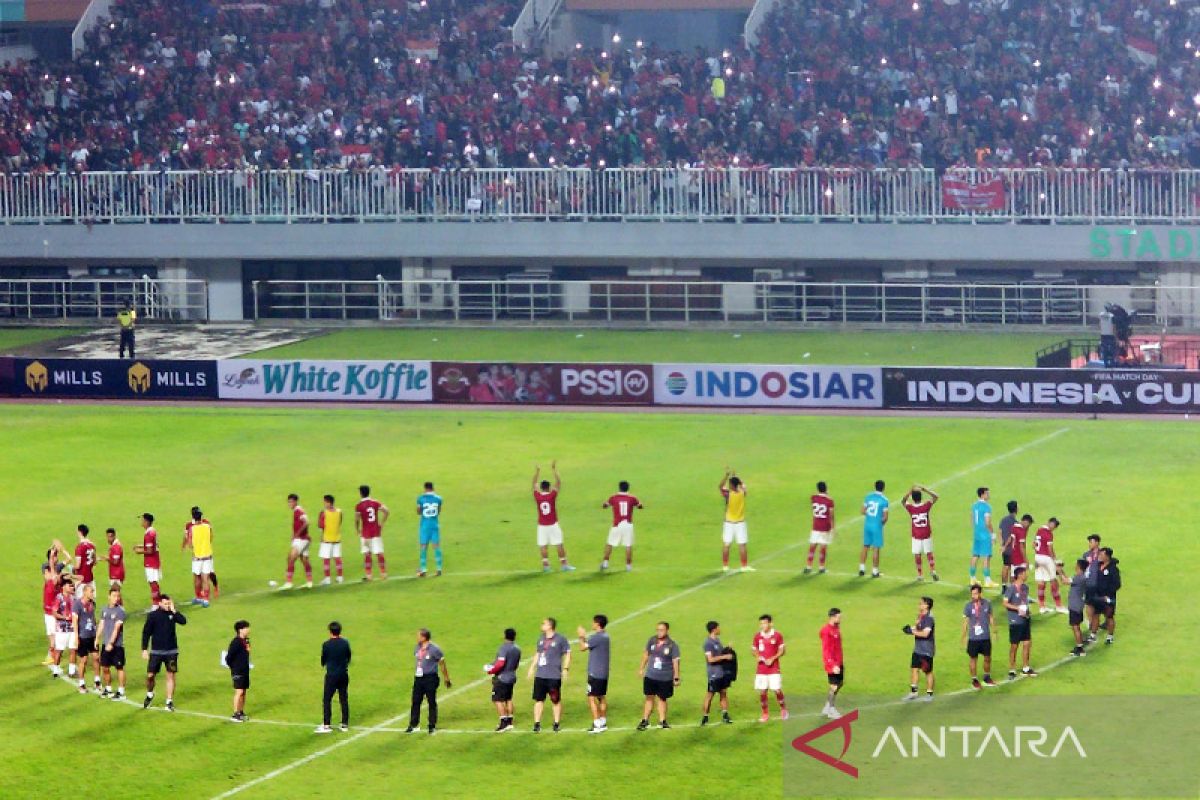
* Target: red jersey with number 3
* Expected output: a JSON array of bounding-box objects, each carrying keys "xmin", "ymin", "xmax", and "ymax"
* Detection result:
[
  {"xmin": 108, "ymin": 542, "xmax": 125, "ymax": 581},
  {"xmin": 1010, "ymin": 524, "xmax": 1028, "ymax": 566},
  {"xmin": 905, "ymin": 501, "xmax": 933, "ymax": 540},
  {"xmin": 811, "ymin": 494, "xmax": 834, "ymax": 532},
  {"xmin": 1034, "ymin": 525, "xmax": 1054, "ymax": 557},
  {"xmin": 753, "ymin": 629, "xmax": 785, "ymax": 675},
  {"xmin": 356, "ymin": 499, "xmax": 383, "ymax": 538},
  {"xmin": 142, "ymin": 528, "xmax": 161, "ymax": 569},
  {"xmin": 292, "ymin": 507, "xmax": 309, "ymax": 540},
  {"xmin": 606, "ymin": 493, "xmax": 640, "ymax": 525},
  {"xmin": 75, "ymin": 540, "xmax": 97, "ymax": 582},
  {"xmin": 534, "ymin": 490, "xmax": 559, "ymax": 525}
]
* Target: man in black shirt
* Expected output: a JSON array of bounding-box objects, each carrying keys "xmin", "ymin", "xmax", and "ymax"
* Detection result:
[
  {"xmin": 140, "ymin": 594, "xmax": 186, "ymax": 711},
  {"xmin": 227, "ymin": 620, "xmax": 251, "ymax": 722},
  {"xmin": 317, "ymin": 621, "xmax": 352, "ymax": 733}
]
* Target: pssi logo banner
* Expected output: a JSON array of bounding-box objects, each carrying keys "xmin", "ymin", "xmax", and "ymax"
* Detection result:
[
  {"xmin": 653, "ymin": 364, "xmax": 882, "ymax": 408},
  {"xmin": 12, "ymin": 358, "xmax": 217, "ymax": 399},
  {"xmin": 783, "ymin": 694, "xmax": 1200, "ymax": 797},
  {"xmin": 217, "ymin": 360, "xmax": 432, "ymax": 402},
  {"xmin": 432, "ymin": 362, "xmax": 652, "ymax": 405}
]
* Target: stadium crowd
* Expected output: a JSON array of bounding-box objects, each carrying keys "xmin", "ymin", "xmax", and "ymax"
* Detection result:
[{"xmin": 2, "ymin": 0, "xmax": 1200, "ymax": 175}]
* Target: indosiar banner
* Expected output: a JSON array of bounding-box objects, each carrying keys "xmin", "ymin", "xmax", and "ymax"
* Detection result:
[{"xmin": 653, "ymin": 364, "xmax": 883, "ymax": 408}]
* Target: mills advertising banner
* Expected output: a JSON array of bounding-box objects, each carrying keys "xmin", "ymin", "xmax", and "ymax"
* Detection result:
[
  {"xmin": 882, "ymin": 366, "xmax": 1200, "ymax": 413},
  {"xmin": 653, "ymin": 364, "xmax": 884, "ymax": 408},
  {"xmin": 217, "ymin": 360, "xmax": 433, "ymax": 402},
  {"xmin": 12, "ymin": 358, "xmax": 218, "ymax": 399},
  {"xmin": 432, "ymin": 362, "xmax": 653, "ymax": 405}
]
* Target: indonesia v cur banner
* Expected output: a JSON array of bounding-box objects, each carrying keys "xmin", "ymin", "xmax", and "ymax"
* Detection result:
[{"xmin": 217, "ymin": 360, "xmax": 432, "ymax": 401}]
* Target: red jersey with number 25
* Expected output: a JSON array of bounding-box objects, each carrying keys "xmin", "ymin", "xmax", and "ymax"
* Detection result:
[
  {"xmin": 905, "ymin": 501, "xmax": 933, "ymax": 540},
  {"xmin": 606, "ymin": 493, "xmax": 641, "ymax": 525},
  {"xmin": 811, "ymin": 494, "xmax": 834, "ymax": 532},
  {"xmin": 753, "ymin": 629, "xmax": 785, "ymax": 675},
  {"xmin": 1034, "ymin": 525, "xmax": 1054, "ymax": 557},
  {"xmin": 142, "ymin": 528, "xmax": 161, "ymax": 569},
  {"xmin": 534, "ymin": 490, "xmax": 559, "ymax": 525},
  {"xmin": 356, "ymin": 499, "xmax": 383, "ymax": 538}
]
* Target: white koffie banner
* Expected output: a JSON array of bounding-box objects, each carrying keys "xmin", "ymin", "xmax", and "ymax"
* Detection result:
[
  {"xmin": 218, "ymin": 360, "xmax": 432, "ymax": 402},
  {"xmin": 653, "ymin": 364, "xmax": 883, "ymax": 408}
]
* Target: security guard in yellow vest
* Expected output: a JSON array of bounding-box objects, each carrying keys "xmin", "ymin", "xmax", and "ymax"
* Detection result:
[{"xmin": 117, "ymin": 303, "xmax": 137, "ymax": 359}]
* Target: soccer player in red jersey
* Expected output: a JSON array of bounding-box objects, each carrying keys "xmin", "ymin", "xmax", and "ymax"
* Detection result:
[
  {"xmin": 753, "ymin": 614, "xmax": 787, "ymax": 722},
  {"xmin": 1033, "ymin": 517, "xmax": 1066, "ymax": 614},
  {"xmin": 804, "ymin": 481, "xmax": 835, "ymax": 575},
  {"xmin": 281, "ymin": 494, "xmax": 313, "ymax": 590},
  {"xmin": 100, "ymin": 528, "xmax": 125, "ymax": 588},
  {"xmin": 902, "ymin": 485, "xmax": 940, "ymax": 582},
  {"xmin": 601, "ymin": 480, "xmax": 643, "ymax": 572},
  {"xmin": 133, "ymin": 513, "xmax": 162, "ymax": 608},
  {"xmin": 1009, "ymin": 514, "xmax": 1031, "ymax": 572},
  {"xmin": 533, "ymin": 462, "xmax": 574, "ymax": 572},
  {"xmin": 819, "ymin": 608, "xmax": 844, "ymax": 719},
  {"xmin": 73, "ymin": 524, "xmax": 98, "ymax": 597},
  {"xmin": 355, "ymin": 485, "xmax": 390, "ymax": 581}
]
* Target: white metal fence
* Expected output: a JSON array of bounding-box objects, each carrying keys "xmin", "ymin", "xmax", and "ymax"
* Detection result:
[
  {"xmin": 5, "ymin": 167, "xmax": 1200, "ymax": 224},
  {"xmin": 250, "ymin": 279, "xmax": 1200, "ymax": 329},
  {"xmin": 0, "ymin": 278, "xmax": 208, "ymax": 321}
]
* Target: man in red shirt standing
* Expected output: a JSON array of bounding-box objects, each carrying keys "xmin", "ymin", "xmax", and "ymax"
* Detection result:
[
  {"xmin": 902, "ymin": 485, "xmax": 940, "ymax": 582},
  {"xmin": 601, "ymin": 480, "xmax": 643, "ymax": 572},
  {"xmin": 1009, "ymin": 514, "xmax": 1031, "ymax": 573},
  {"xmin": 1033, "ymin": 517, "xmax": 1065, "ymax": 614},
  {"xmin": 355, "ymin": 485, "xmax": 390, "ymax": 582},
  {"xmin": 804, "ymin": 481, "xmax": 835, "ymax": 575},
  {"xmin": 281, "ymin": 494, "xmax": 313, "ymax": 590},
  {"xmin": 133, "ymin": 513, "xmax": 162, "ymax": 608},
  {"xmin": 533, "ymin": 462, "xmax": 574, "ymax": 572},
  {"xmin": 73, "ymin": 524, "xmax": 98, "ymax": 598},
  {"xmin": 819, "ymin": 608, "xmax": 844, "ymax": 719},
  {"xmin": 753, "ymin": 614, "xmax": 787, "ymax": 722},
  {"xmin": 101, "ymin": 528, "xmax": 125, "ymax": 588}
]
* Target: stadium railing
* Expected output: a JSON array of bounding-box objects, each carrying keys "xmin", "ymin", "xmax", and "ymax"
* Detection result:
[
  {"xmin": 250, "ymin": 278, "xmax": 1200, "ymax": 330},
  {"xmin": 3, "ymin": 167, "xmax": 1200, "ymax": 224},
  {"xmin": 0, "ymin": 277, "xmax": 208, "ymax": 321}
]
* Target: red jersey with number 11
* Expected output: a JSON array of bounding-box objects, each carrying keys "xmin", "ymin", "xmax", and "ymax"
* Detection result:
[
  {"xmin": 606, "ymin": 493, "xmax": 641, "ymax": 525},
  {"xmin": 534, "ymin": 490, "xmax": 559, "ymax": 525}
]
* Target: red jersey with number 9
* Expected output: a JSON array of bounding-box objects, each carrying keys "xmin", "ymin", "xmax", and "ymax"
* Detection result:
[
  {"xmin": 356, "ymin": 499, "xmax": 382, "ymax": 538},
  {"xmin": 534, "ymin": 490, "xmax": 559, "ymax": 525},
  {"xmin": 811, "ymin": 494, "xmax": 834, "ymax": 532},
  {"xmin": 606, "ymin": 493, "xmax": 640, "ymax": 525}
]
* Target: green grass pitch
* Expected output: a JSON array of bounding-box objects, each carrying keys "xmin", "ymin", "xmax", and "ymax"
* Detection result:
[{"xmin": 3, "ymin": 400, "xmax": 1195, "ymax": 799}]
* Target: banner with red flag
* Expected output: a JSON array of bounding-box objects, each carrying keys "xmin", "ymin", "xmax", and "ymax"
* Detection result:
[{"xmin": 941, "ymin": 176, "xmax": 1006, "ymax": 211}]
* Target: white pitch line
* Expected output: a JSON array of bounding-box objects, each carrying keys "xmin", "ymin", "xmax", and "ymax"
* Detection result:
[{"xmin": 210, "ymin": 426, "xmax": 1071, "ymax": 798}]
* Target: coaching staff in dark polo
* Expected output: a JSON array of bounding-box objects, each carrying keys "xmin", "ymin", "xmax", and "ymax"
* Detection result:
[
  {"xmin": 406, "ymin": 628, "xmax": 451, "ymax": 735},
  {"xmin": 317, "ymin": 621, "xmax": 351, "ymax": 733},
  {"xmin": 141, "ymin": 594, "xmax": 186, "ymax": 711}
]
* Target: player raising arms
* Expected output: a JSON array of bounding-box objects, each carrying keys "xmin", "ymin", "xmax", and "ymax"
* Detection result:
[
  {"xmin": 533, "ymin": 463, "xmax": 574, "ymax": 573},
  {"xmin": 182, "ymin": 507, "xmax": 215, "ymax": 607},
  {"xmin": 859, "ymin": 480, "xmax": 889, "ymax": 578},
  {"xmin": 902, "ymin": 485, "xmax": 940, "ymax": 582},
  {"xmin": 969, "ymin": 488, "xmax": 997, "ymax": 588},
  {"xmin": 281, "ymin": 494, "xmax": 313, "ymax": 590},
  {"xmin": 720, "ymin": 468, "xmax": 753, "ymax": 573},
  {"xmin": 417, "ymin": 482, "xmax": 444, "ymax": 577},
  {"xmin": 355, "ymin": 485, "xmax": 389, "ymax": 581},
  {"xmin": 133, "ymin": 513, "xmax": 162, "ymax": 608},
  {"xmin": 318, "ymin": 495, "xmax": 344, "ymax": 585},
  {"xmin": 601, "ymin": 481, "xmax": 642, "ymax": 572},
  {"xmin": 1033, "ymin": 518, "xmax": 1066, "ymax": 614},
  {"xmin": 804, "ymin": 481, "xmax": 835, "ymax": 575}
]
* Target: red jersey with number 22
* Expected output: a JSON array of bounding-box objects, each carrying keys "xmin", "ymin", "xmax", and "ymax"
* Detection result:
[
  {"xmin": 356, "ymin": 499, "xmax": 382, "ymax": 538},
  {"xmin": 534, "ymin": 490, "xmax": 559, "ymax": 525},
  {"xmin": 905, "ymin": 501, "xmax": 933, "ymax": 540},
  {"xmin": 753, "ymin": 630, "xmax": 784, "ymax": 675},
  {"xmin": 811, "ymin": 494, "xmax": 834, "ymax": 532},
  {"xmin": 607, "ymin": 493, "xmax": 640, "ymax": 525}
]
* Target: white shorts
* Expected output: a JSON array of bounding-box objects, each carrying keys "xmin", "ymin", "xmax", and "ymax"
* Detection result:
[
  {"xmin": 1034, "ymin": 555, "xmax": 1057, "ymax": 583},
  {"xmin": 753, "ymin": 673, "xmax": 782, "ymax": 692},
  {"xmin": 54, "ymin": 631, "xmax": 74, "ymax": 651},
  {"xmin": 722, "ymin": 521, "xmax": 748, "ymax": 545},
  {"xmin": 809, "ymin": 530, "xmax": 832, "ymax": 546},
  {"xmin": 291, "ymin": 538, "xmax": 311, "ymax": 557},
  {"xmin": 44, "ymin": 613, "xmax": 56, "ymax": 637},
  {"xmin": 360, "ymin": 537, "xmax": 384, "ymax": 555},
  {"xmin": 319, "ymin": 541, "xmax": 342, "ymax": 559},
  {"xmin": 911, "ymin": 538, "xmax": 933, "ymax": 555},
  {"xmin": 144, "ymin": 568, "xmax": 161, "ymax": 584},
  {"xmin": 191, "ymin": 557, "xmax": 213, "ymax": 576},
  {"xmin": 607, "ymin": 522, "xmax": 634, "ymax": 548},
  {"xmin": 537, "ymin": 524, "xmax": 564, "ymax": 547}
]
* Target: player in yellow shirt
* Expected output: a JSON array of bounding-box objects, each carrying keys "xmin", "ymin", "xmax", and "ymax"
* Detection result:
[
  {"xmin": 719, "ymin": 468, "xmax": 754, "ymax": 573},
  {"xmin": 183, "ymin": 507, "xmax": 214, "ymax": 607},
  {"xmin": 318, "ymin": 494, "xmax": 344, "ymax": 585}
]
